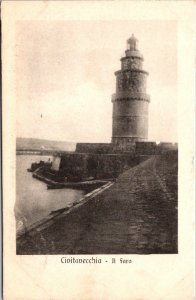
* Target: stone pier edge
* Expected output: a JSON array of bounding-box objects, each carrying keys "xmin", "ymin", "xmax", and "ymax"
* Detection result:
[{"xmin": 16, "ymin": 181, "xmax": 114, "ymax": 239}]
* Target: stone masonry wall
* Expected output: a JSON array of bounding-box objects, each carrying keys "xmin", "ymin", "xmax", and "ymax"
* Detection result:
[
  {"xmin": 76, "ymin": 143, "xmax": 113, "ymax": 154},
  {"xmin": 52, "ymin": 153, "xmax": 149, "ymax": 182}
]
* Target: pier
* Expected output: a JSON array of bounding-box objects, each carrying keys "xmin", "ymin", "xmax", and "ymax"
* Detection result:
[{"xmin": 17, "ymin": 152, "xmax": 178, "ymax": 254}]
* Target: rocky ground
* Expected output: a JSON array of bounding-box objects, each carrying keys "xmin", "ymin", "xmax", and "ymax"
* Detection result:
[{"xmin": 17, "ymin": 152, "xmax": 178, "ymax": 254}]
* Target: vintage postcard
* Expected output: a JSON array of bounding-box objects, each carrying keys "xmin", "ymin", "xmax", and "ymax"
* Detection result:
[{"xmin": 2, "ymin": 1, "xmax": 195, "ymax": 299}]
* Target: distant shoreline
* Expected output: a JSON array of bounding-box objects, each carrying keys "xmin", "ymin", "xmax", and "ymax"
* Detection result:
[{"xmin": 16, "ymin": 150, "xmax": 73, "ymax": 155}]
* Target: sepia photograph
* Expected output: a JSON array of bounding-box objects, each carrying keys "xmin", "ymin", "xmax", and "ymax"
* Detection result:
[
  {"xmin": 2, "ymin": 1, "xmax": 195, "ymax": 299},
  {"xmin": 15, "ymin": 20, "xmax": 178, "ymax": 255}
]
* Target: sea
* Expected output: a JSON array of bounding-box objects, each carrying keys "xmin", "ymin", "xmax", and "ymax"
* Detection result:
[{"xmin": 15, "ymin": 155, "xmax": 84, "ymax": 232}]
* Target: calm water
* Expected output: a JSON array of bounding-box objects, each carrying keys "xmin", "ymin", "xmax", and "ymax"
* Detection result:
[{"xmin": 15, "ymin": 155, "xmax": 84, "ymax": 231}]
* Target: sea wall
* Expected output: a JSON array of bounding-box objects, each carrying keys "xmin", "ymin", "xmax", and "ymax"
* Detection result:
[
  {"xmin": 17, "ymin": 152, "xmax": 178, "ymax": 254},
  {"xmin": 75, "ymin": 143, "xmax": 113, "ymax": 154},
  {"xmin": 51, "ymin": 152, "xmax": 149, "ymax": 182},
  {"xmin": 135, "ymin": 142, "xmax": 178, "ymax": 155},
  {"xmin": 49, "ymin": 142, "xmax": 178, "ymax": 182},
  {"xmin": 75, "ymin": 141, "xmax": 178, "ymax": 155}
]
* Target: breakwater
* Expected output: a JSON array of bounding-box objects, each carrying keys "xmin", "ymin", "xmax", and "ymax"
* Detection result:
[
  {"xmin": 33, "ymin": 168, "xmax": 110, "ymax": 193},
  {"xmin": 50, "ymin": 152, "xmax": 150, "ymax": 182},
  {"xmin": 17, "ymin": 152, "xmax": 178, "ymax": 254}
]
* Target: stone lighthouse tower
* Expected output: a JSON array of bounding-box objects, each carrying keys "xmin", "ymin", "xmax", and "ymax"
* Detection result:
[{"xmin": 112, "ymin": 35, "xmax": 150, "ymax": 150}]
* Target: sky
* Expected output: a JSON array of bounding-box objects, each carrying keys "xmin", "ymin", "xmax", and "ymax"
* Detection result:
[{"xmin": 16, "ymin": 20, "xmax": 177, "ymax": 143}]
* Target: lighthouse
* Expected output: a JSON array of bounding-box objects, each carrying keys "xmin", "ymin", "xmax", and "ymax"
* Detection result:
[{"xmin": 111, "ymin": 35, "xmax": 150, "ymax": 150}]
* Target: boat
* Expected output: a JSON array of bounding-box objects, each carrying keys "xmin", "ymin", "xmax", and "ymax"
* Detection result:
[{"xmin": 27, "ymin": 160, "xmax": 52, "ymax": 172}]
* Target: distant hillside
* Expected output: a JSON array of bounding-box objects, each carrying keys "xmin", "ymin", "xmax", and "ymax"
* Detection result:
[{"xmin": 16, "ymin": 137, "xmax": 76, "ymax": 152}]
